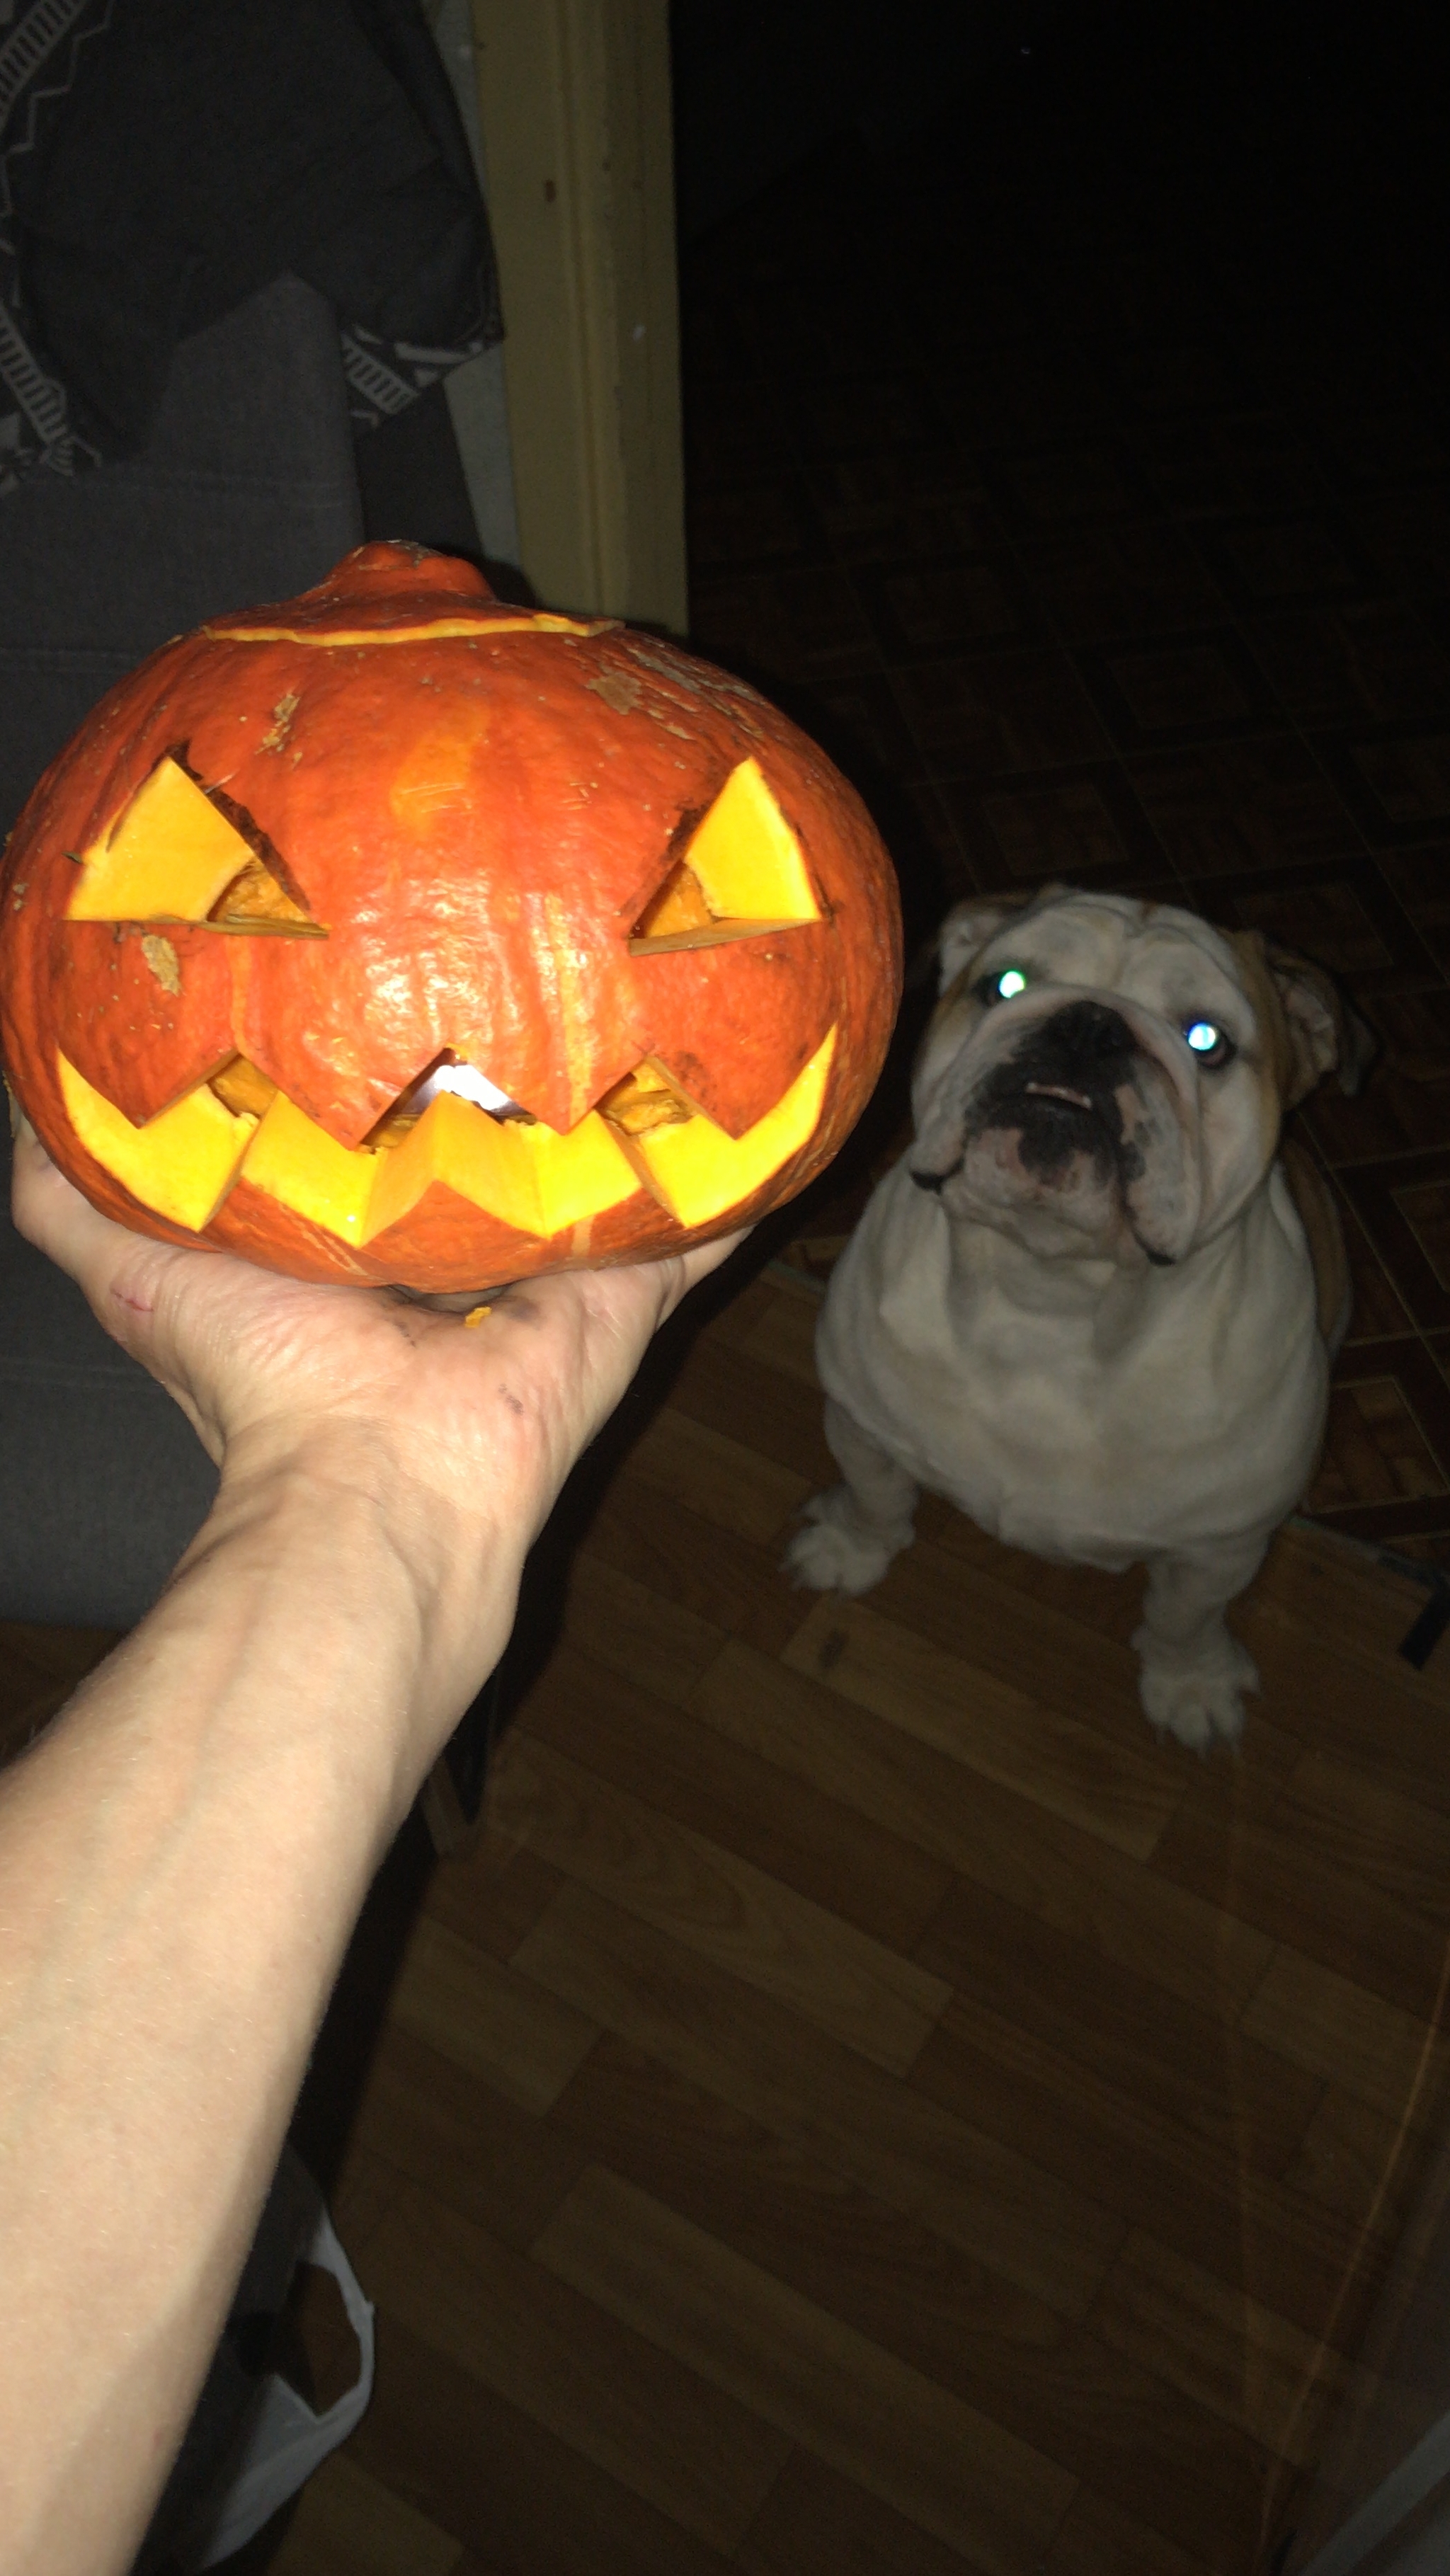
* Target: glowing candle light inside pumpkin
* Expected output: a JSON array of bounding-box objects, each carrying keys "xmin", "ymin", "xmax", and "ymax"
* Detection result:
[{"xmin": 409, "ymin": 1061, "xmax": 527, "ymax": 1119}]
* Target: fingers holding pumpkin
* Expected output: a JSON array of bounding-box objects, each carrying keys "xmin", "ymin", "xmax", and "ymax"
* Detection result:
[
  {"xmin": 401, "ymin": 1227, "xmax": 750, "ymax": 1516},
  {"xmin": 13, "ymin": 1089, "xmax": 750, "ymax": 1527},
  {"xmin": 11, "ymin": 1114, "xmax": 228, "ymax": 1450},
  {"xmin": 11, "ymin": 1106, "xmax": 148, "ymax": 1311}
]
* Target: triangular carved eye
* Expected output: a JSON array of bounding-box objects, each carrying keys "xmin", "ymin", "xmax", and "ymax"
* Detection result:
[
  {"xmin": 66, "ymin": 755, "xmax": 325, "ymax": 939},
  {"xmin": 629, "ymin": 758, "xmax": 820, "ymax": 954}
]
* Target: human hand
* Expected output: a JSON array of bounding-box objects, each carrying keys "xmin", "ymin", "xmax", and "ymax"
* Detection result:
[{"xmin": 10, "ymin": 1116, "xmax": 741, "ymax": 1762}]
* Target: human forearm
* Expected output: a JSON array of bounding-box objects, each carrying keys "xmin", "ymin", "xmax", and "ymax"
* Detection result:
[
  {"xmin": 0, "ymin": 1434, "xmax": 503, "ymax": 2576},
  {"xmin": 1, "ymin": 1122, "xmax": 737, "ymax": 2571}
]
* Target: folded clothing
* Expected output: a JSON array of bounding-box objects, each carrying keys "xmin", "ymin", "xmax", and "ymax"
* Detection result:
[{"xmin": 0, "ymin": 0, "xmax": 501, "ymax": 488}]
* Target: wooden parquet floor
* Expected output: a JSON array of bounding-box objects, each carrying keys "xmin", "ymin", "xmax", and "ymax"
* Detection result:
[{"xmin": 9, "ymin": 1258, "xmax": 1442, "ymax": 2576}]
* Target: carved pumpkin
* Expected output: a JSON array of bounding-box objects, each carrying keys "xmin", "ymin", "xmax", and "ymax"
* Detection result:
[{"xmin": 0, "ymin": 543, "xmax": 901, "ymax": 1290}]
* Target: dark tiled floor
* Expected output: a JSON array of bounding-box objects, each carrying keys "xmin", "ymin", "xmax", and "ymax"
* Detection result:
[{"xmin": 678, "ymin": 40, "xmax": 1450, "ymax": 1564}]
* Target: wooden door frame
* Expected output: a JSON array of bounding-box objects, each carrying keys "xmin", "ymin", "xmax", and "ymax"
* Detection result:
[{"xmin": 469, "ymin": 0, "xmax": 687, "ymax": 634}]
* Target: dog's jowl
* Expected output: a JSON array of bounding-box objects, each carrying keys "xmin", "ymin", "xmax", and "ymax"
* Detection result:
[{"xmin": 787, "ymin": 885, "xmax": 1374, "ymax": 1751}]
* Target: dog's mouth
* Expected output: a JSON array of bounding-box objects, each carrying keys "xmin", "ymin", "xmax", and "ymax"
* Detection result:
[
  {"xmin": 974, "ymin": 1006, "xmax": 1141, "ymax": 1152},
  {"xmin": 1022, "ymin": 1080, "xmax": 1097, "ymax": 1115},
  {"xmin": 966, "ymin": 1055, "xmax": 1136, "ymax": 1195},
  {"xmin": 994, "ymin": 1076, "xmax": 1116, "ymax": 1145},
  {"xmin": 912, "ymin": 997, "xmax": 1199, "ymax": 1261}
]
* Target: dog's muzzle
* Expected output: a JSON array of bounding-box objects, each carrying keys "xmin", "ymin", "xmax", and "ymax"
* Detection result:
[
  {"xmin": 913, "ymin": 999, "xmax": 1138, "ymax": 1175},
  {"xmin": 910, "ymin": 995, "xmax": 1202, "ymax": 1261}
]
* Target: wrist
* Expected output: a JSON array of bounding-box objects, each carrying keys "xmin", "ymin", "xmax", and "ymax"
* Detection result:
[{"xmin": 176, "ymin": 1419, "xmax": 519, "ymax": 1829}]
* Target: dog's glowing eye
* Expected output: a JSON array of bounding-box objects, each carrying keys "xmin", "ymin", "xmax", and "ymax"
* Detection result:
[
  {"xmin": 1184, "ymin": 1019, "xmax": 1233, "ymax": 1065},
  {"xmin": 983, "ymin": 966, "xmax": 1028, "ymax": 1002}
]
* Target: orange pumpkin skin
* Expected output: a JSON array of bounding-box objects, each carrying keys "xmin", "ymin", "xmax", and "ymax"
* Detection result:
[{"xmin": 0, "ymin": 544, "xmax": 901, "ymax": 1290}]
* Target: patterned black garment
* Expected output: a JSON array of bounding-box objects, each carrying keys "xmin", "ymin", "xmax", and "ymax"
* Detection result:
[{"xmin": 0, "ymin": 0, "xmax": 501, "ymax": 493}]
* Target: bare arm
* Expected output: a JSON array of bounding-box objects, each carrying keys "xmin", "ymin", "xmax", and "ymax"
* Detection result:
[{"xmin": 0, "ymin": 1124, "xmax": 734, "ymax": 2575}]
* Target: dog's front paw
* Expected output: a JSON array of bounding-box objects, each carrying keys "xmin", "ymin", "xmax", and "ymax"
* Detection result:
[
  {"xmin": 1133, "ymin": 1627, "xmax": 1259, "ymax": 1752},
  {"xmin": 784, "ymin": 1487, "xmax": 908, "ymax": 1595}
]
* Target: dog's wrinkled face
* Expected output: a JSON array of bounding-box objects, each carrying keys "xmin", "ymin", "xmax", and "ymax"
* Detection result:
[{"xmin": 910, "ymin": 891, "xmax": 1318, "ymax": 1267}]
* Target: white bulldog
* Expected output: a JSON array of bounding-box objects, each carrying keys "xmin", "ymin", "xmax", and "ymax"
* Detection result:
[{"xmin": 786, "ymin": 886, "xmax": 1374, "ymax": 1748}]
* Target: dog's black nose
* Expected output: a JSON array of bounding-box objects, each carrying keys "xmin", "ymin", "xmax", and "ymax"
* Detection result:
[
  {"xmin": 910, "ymin": 1159, "xmax": 961, "ymax": 1193},
  {"xmin": 1036, "ymin": 999, "xmax": 1134, "ymax": 1073}
]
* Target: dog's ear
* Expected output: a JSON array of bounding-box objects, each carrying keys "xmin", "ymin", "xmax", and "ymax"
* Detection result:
[
  {"xmin": 1233, "ymin": 931, "xmax": 1378, "ymax": 1105},
  {"xmin": 1267, "ymin": 943, "xmax": 1378, "ymax": 1104},
  {"xmin": 935, "ymin": 888, "xmax": 1055, "ymax": 997}
]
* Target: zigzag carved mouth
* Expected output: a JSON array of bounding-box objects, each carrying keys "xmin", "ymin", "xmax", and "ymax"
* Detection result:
[{"xmin": 56, "ymin": 1030, "xmax": 838, "ymax": 1249}]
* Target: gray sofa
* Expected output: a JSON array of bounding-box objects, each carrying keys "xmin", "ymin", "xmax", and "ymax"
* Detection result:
[{"xmin": 0, "ymin": 275, "xmax": 365, "ymax": 1627}]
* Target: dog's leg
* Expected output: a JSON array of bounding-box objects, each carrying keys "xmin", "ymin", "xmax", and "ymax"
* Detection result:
[
  {"xmin": 1133, "ymin": 1534, "xmax": 1269, "ymax": 1751},
  {"xmin": 784, "ymin": 1399, "xmax": 920, "ymax": 1595}
]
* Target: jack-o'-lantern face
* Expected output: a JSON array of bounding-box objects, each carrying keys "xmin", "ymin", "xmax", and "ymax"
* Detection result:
[{"xmin": 0, "ymin": 544, "xmax": 901, "ymax": 1290}]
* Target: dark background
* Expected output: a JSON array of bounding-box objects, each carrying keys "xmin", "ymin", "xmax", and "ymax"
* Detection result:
[{"xmin": 658, "ymin": 0, "xmax": 1450, "ymax": 1566}]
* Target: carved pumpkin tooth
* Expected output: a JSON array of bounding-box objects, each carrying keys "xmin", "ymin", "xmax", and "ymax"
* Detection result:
[{"xmin": 0, "ymin": 541, "xmax": 901, "ymax": 1289}]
